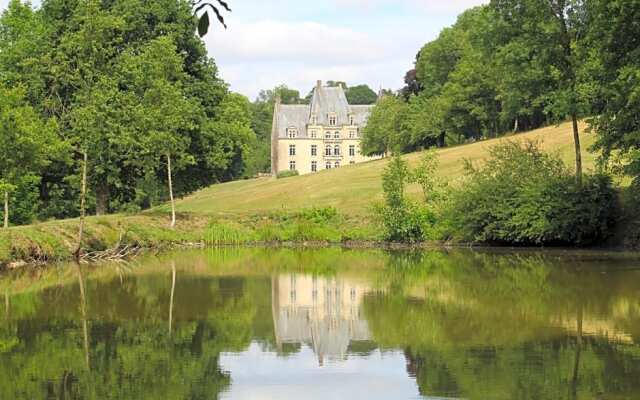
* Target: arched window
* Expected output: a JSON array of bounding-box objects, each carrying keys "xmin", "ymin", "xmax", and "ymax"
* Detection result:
[
  {"xmin": 325, "ymin": 131, "xmax": 332, "ymax": 139},
  {"xmin": 334, "ymin": 131, "xmax": 340, "ymax": 139},
  {"xmin": 334, "ymin": 145, "xmax": 340, "ymax": 156},
  {"xmin": 325, "ymin": 145, "xmax": 332, "ymax": 156},
  {"xmin": 334, "ymin": 161, "xmax": 340, "ymax": 168}
]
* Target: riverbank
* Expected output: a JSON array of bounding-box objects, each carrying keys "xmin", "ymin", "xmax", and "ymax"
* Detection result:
[
  {"xmin": 2, "ymin": 205, "xmax": 639, "ymax": 269},
  {"xmin": 0, "ymin": 209, "xmax": 387, "ymax": 268}
]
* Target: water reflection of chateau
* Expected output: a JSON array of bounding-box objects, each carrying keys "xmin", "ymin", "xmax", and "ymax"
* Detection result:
[{"xmin": 272, "ymin": 274, "xmax": 371, "ymax": 364}]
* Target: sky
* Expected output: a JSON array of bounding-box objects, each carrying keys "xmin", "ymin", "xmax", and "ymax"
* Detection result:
[{"xmin": 0, "ymin": 0, "xmax": 488, "ymax": 100}]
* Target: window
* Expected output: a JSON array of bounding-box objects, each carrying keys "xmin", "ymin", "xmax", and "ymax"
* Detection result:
[
  {"xmin": 311, "ymin": 114, "xmax": 317, "ymax": 125},
  {"xmin": 350, "ymin": 160, "xmax": 355, "ymax": 165},
  {"xmin": 287, "ymin": 127, "xmax": 298, "ymax": 138},
  {"xmin": 311, "ymin": 145, "xmax": 317, "ymax": 156},
  {"xmin": 349, "ymin": 115, "xmax": 355, "ymax": 125},
  {"xmin": 310, "ymin": 130, "xmax": 317, "ymax": 138},
  {"xmin": 325, "ymin": 131, "xmax": 332, "ymax": 139},
  {"xmin": 328, "ymin": 114, "xmax": 337, "ymax": 126},
  {"xmin": 334, "ymin": 131, "xmax": 340, "ymax": 139},
  {"xmin": 334, "ymin": 161, "xmax": 340, "ymax": 168},
  {"xmin": 349, "ymin": 130, "xmax": 356, "ymax": 139},
  {"xmin": 334, "ymin": 145, "xmax": 340, "ymax": 156},
  {"xmin": 289, "ymin": 161, "xmax": 296, "ymax": 171},
  {"xmin": 289, "ymin": 144, "xmax": 296, "ymax": 156},
  {"xmin": 311, "ymin": 161, "xmax": 317, "ymax": 172},
  {"xmin": 325, "ymin": 145, "xmax": 332, "ymax": 156},
  {"xmin": 349, "ymin": 145, "xmax": 355, "ymax": 156},
  {"xmin": 326, "ymin": 162, "xmax": 332, "ymax": 169}
]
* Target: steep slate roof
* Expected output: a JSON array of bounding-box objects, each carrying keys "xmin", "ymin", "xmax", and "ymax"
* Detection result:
[
  {"xmin": 350, "ymin": 105, "xmax": 375, "ymax": 126},
  {"xmin": 275, "ymin": 84, "xmax": 375, "ymax": 138},
  {"xmin": 276, "ymin": 104, "xmax": 310, "ymax": 138}
]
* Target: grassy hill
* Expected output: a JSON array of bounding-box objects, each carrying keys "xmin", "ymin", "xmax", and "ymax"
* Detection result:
[{"xmin": 175, "ymin": 121, "xmax": 598, "ymax": 217}]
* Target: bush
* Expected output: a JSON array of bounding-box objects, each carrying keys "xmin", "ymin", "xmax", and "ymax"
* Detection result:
[
  {"xmin": 376, "ymin": 154, "xmax": 436, "ymax": 242},
  {"xmin": 277, "ymin": 170, "xmax": 299, "ymax": 179},
  {"xmin": 442, "ymin": 141, "xmax": 617, "ymax": 245}
]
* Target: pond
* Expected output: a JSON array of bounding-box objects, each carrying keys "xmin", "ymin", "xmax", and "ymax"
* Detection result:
[{"xmin": 1, "ymin": 248, "xmax": 640, "ymax": 399}]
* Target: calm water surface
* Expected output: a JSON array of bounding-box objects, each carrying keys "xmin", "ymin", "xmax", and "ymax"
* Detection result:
[{"xmin": 1, "ymin": 248, "xmax": 640, "ymax": 399}]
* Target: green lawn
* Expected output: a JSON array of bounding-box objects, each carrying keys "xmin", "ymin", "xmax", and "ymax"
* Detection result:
[{"xmin": 175, "ymin": 121, "xmax": 598, "ymax": 216}]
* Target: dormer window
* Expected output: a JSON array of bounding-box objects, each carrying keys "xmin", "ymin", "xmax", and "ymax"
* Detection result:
[
  {"xmin": 287, "ymin": 127, "xmax": 298, "ymax": 138},
  {"xmin": 310, "ymin": 130, "xmax": 317, "ymax": 138},
  {"xmin": 328, "ymin": 114, "xmax": 337, "ymax": 126},
  {"xmin": 349, "ymin": 115, "xmax": 355, "ymax": 125},
  {"xmin": 311, "ymin": 114, "xmax": 317, "ymax": 125}
]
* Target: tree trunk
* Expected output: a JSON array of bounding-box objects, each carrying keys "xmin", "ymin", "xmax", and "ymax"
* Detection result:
[
  {"xmin": 167, "ymin": 153, "xmax": 176, "ymax": 229},
  {"xmin": 95, "ymin": 180, "xmax": 109, "ymax": 216},
  {"xmin": 572, "ymin": 112, "xmax": 583, "ymax": 186},
  {"xmin": 75, "ymin": 263, "xmax": 90, "ymax": 370},
  {"xmin": 3, "ymin": 191, "xmax": 8, "ymax": 229},
  {"xmin": 169, "ymin": 261, "xmax": 176, "ymax": 334},
  {"xmin": 513, "ymin": 118, "xmax": 519, "ymax": 133},
  {"xmin": 76, "ymin": 151, "xmax": 88, "ymax": 259},
  {"xmin": 570, "ymin": 305, "xmax": 583, "ymax": 400}
]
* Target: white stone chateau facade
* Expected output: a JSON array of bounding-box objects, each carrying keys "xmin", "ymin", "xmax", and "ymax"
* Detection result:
[{"xmin": 271, "ymin": 81, "xmax": 381, "ymax": 175}]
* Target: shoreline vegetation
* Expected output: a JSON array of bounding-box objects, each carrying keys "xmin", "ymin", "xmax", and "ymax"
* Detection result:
[
  {"xmin": 2, "ymin": 122, "xmax": 640, "ymax": 269},
  {"xmin": 1, "ymin": 199, "xmax": 638, "ymax": 269}
]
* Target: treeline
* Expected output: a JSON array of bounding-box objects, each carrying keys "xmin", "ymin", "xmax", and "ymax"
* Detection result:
[
  {"xmin": 362, "ymin": 0, "xmax": 640, "ymax": 189},
  {"xmin": 0, "ymin": 0, "xmax": 257, "ymax": 226}
]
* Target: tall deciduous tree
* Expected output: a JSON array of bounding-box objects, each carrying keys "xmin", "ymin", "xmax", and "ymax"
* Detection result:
[
  {"xmin": 0, "ymin": 85, "xmax": 55, "ymax": 228},
  {"xmin": 360, "ymin": 95, "xmax": 409, "ymax": 156},
  {"xmin": 588, "ymin": 0, "xmax": 640, "ymax": 185},
  {"xmin": 125, "ymin": 36, "xmax": 198, "ymax": 228},
  {"xmin": 492, "ymin": 0, "xmax": 589, "ymax": 185}
]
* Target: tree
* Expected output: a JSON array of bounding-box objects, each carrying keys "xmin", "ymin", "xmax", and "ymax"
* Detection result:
[
  {"xmin": 125, "ymin": 36, "xmax": 199, "ymax": 228},
  {"xmin": 0, "ymin": 85, "xmax": 54, "ymax": 228},
  {"xmin": 345, "ymin": 84, "xmax": 378, "ymax": 105},
  {"xmin": 588, "ymin": 0, "xmax": 640, "ymax": 185},
  {"xmin": 360, "ymin": 95, "xmax": 409, "ymax": 156},
  {"xmin": 491, "ymin": 0, "xmax": 590, "ymax": 185}
]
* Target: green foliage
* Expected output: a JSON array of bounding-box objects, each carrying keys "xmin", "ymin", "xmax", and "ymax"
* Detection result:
[
  {"xmin": 0, "ymin": 0, "xmax": 253, "ymax": 223},
  {"xmin": 443, "ymin": 141, "xmax": 617, "ymax": 245},
  {"xmin": 588, "ymin": 0, "xmax": 640, "ymax": 186},
  {"xmin": 345, "ymin": 84, "xmax": 378, "ymax": 105},
  {"xmin": 377, "ymin": 154, "xmax": 432, "ymax": 242},
  {"xmin": 277, "ymin": 170, "xmax": 299, "ymax": 179},
  {"xmin": 360, "ymin": 96, "xmax": 409, "ymax": 156},
  {"xmin": 410, "ymin": 150, "xmax": 445, "ymax": 203}
]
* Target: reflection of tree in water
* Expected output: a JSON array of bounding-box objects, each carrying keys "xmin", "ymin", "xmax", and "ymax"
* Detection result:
[
  {"xmin": 365, "ymin": 251, "xmax": 640, "ymax": 400},
  {"xmin": 0, "ymin": 269, "xmax": 269, "ymax": 399}
]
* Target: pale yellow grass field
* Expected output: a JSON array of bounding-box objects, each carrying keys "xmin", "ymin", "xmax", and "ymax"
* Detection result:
[{"xmin": 176, "ymin": 121, "xmax": 598, "ymax": 216}]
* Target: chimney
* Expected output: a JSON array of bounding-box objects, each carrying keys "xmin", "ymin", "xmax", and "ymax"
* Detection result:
[{"xmin": 316, "ymin": 80, "xmax": 322, "ymax": 90}]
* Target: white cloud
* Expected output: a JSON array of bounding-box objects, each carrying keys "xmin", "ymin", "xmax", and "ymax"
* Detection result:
[{"xmin": 204, "ymin": 20, "xmax": 395, "ymax": 65}]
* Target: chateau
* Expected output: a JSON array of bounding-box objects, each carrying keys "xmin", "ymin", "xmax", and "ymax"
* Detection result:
[{"xmin": 271, "ymin": 81, "xmax": 380, "ymax": 175}]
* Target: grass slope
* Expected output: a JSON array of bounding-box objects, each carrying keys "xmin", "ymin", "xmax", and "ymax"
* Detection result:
[{"xmin": 176, "ymin": 121, "xmax": 597, "ymax": 216}]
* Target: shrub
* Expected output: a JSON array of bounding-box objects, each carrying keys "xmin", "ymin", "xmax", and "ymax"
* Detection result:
[
  {"xmin": 277, "ymin": 170, "xmax": 299, "ymax": 179},
  {"xmin": 443, "ymin": 141, "xmax": 617, "ymax": 245},
  {"xmin": 376, "ymin": 154, "xmax": 435, "ymax": 242}
]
